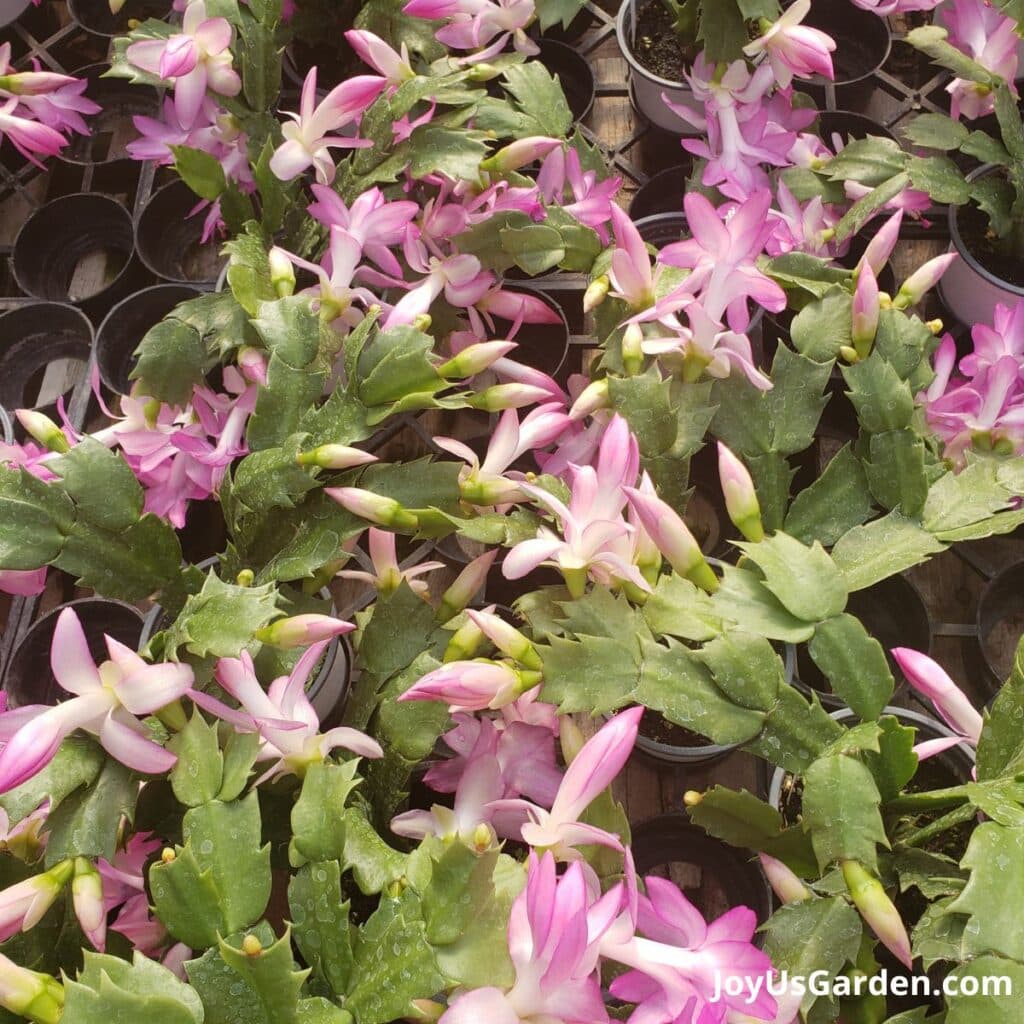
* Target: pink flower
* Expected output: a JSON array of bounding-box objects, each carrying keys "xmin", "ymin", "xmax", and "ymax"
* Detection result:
[
  {"xmin": 193, "ymin": 644, "xmax": 382, "ymax": 783},
  {"xmin": 938, "ymin": 0, "xmax": 1020, "ymax": 120},
  {"xmin": 336, "ymin": 528, "xmax": 444, "ymax": 596},
  {"xmin": 404, "ymin": 0, "xmax": 539, "ymax": 63},
  {"xmin": 440, "ymin": 853, "xmax": 609, "ymax": 1024},
  {"xmin": 269, "ymin": 67, "xmax": 384, "ymax": 184},
  {"xmin": 849, "ymin": 0, "xmax": 942, "ymax": 12},
  {"xmin": 602, "ymin": 873, "xmax": 777, "ymax": 1024},
  {"xmin": 0, "ymin": 861, "xmax": 73, "ymax": 944},
  {"xmin": 537, "ymin": 146, "xmax": 621, "ymax": 244},
  {"xmin": 435, "ymin": 403, "xmax": 571, "ymax": 505},
  {"xmin": 126, "ymin": 1, "xmax": 241, "ymax": 129},
  {"xmin": 488, "ymin": 707, "xmax": 642, "ymax": 859},
  {"xmin": 344, "ymin": 29, "xmax": 415, "ymax": 89},
  {"xmin": 891, "ymin": 648, "xmax": 983, "ymax": 752},
  {"xmin": 0, "ymin": 610, "xmax": 193, "ymax": 792},
  {"xmin": 0, "ymin": 98, "xmax": 67, "ymax": 166},
  {"xmin": 660, "ymin": 190, "xmax": 787, "ymax": 331},
  {"xmin": 0, "ymin": 47, "xmax": 100, "ymax": 138},
  {"xmin": 743, "ymin": 0, "xmax": 836, "ymax": 89}
]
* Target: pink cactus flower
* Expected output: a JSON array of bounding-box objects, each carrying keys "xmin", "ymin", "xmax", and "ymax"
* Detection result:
[
  {"xmin": 399, "ymin": 659, "xmax": 536, "ymax": 713},
  {"xmin": 336, "ymin": 528, "xmax": 444, "ymax": 596},
  {"xmin": 487, "ymin": 706, "xmax": 642, "ymax": 859},
  {"xmin": 404, "ymin": 0, "xmax": 539, "ymax": 62},
  {"xmin": 344, "ymin": 29, "xmax": 415, "ymax": 89},
  {"xmin": 126, "ymin": 0, "xmax": 241, "ymax": 130},
  {"xmin": 440, "ymin": 853, "xmax": 610, "ymax": 1024},
  {"xmin": 743, "ymin": 0, "xmax": 836, "ymax": 89},
  {"xmin": 269, "ymin": 67, "xmax": 384, "ymax": 184},
  {"xmin": 0, "ymin": 609, "xmax": 193, "ymax": 793},
  {"xmin": 193, "ymin": 644, "xmax": 382, "ymax": 783},
  {"xmin": 0, "ymin": 569, "xmax": 47, "ymax": 597},
  {"xmin": 891, "ymin": 648, "xmax": 983, "ymax": 753}
]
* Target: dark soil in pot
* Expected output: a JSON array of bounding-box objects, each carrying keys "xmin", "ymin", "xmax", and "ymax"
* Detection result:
[
  {"xmin": 629, "ymin": 0, "xmax": 699, "ymax": 81},
  {"xmin": 2, "ymin": 598, "xmax": 145, "ymax": 708},
  {"xmin": 952, "ymin": 196, "xmax": 1024, "ymax": 290},
  {"xmin": 630, "ymin": 814, "xmax": 773, "ymax": 926}
]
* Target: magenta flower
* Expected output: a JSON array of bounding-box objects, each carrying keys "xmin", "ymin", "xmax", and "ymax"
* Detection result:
[
  {"xmin": 440, "ymin": 853, "xmax": 609, "ymax": 1024},
  {"xmin": 0, "ymin": 569, "xmax": 46, "ymax": 597},
  {"xmin": 0, "ymin": 98, "xmax": 67, "ymax": 165},
  {"xmin": 850, "ymin": 0, "xmax": 941, "ymax": 11},
  {"xmin": 336, "ymin": 528, "xmax": 444, "ymax": 596},
  {"xmin": 537, "ymin": 146, "xmax": 620, "ymax": 244},
  {"xmin": 0, "ymin": 610, "xmax": 193, "ymax": 793},
  {"xmin": 858, "ymin": 210, "xmax": 903, "ymax": 278},
  {"xmin": 852, "ymin": 260, "xmax": 880, "ymax": 356},
  {"xmin": 602, "ymin": 874, "xmax": 777, "ymax": 1024},
  {"xmin": 307, "ymin": 184, "xmax": 417, "ymax": 278},
  {"xmin": 193, "ymin": 644, "xmax": 382, "ymax": 783},
  {"xmin": 487, "ymin": 706, "xmax": 642, "ymax": 859},
  {"xmin": 744, "ymin": 0, "xmax": 836, "ymax": 89},
  {"xmin": 269, "ymin": 67, "xmax": 384, "ymax": 184},
  {"xmin": 660, "ymin": 191, "xmax": 787, "ymax": 331},
  {"xmin": 126, "ymin": 1, "xmax": 241, "ymax": 130},
  {"xmin": 404, "ymin": 0, "xmax": 539, "ymax": 62},
  {"xmin": 937, "ymin": 0, "xmax": 1019, "ymax": 120},
  {"xmin": 0, "ymin": 47, "xmax": 100, "ymax": 138},
  {"xmin": 891, "ymin": 648, "xmax": 983, "ymax": 755}
]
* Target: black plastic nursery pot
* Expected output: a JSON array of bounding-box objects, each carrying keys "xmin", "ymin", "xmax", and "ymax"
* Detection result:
[
  {"xmin": 0, "ymin": 302, "xmax": 94, "ymax": 414},
  {"xmin": 58, "ymin": 64, "xmax": 162, "ymax": 169},
  {"xmin": 67, "ymin": 0, "xmax": 173, "ymax": 37},
  {"xmin": 769, "ymin": 705, "xmax": 976, "ymax": 822},
  {"xmin": 939, "ymin": 164, "xmax": 1024, "ymax": 328},
  {"xmin": 2, "ymin": 598, "xmax": 146, "ymax": 708},
  {"xmin": 0, "ymin": 0, "xmax": 30, "ymax": 28},
  {"xmin": 628, "ymin": 164, "xmax": 691, "ymax": 222},
  {"xmin": 136, "ymin": 179, "xmax": 228, "ymax": 285},
  {"xmin": 489, "ymin": 284, "xmax": 571, "ymax": 383},
  {"xmin": 794, "ymin": 573, "xmax": 931, "ymax": 710},
  {"xmin": 798, "ymin": 1, "xmax": 892, "ymax": 112},
  {"xmin": 630, "ymin": 813, "xmax": 773, "ymax": 927},
  {"xmin": 976, "ymin": 560, "xmax": 1024, "ymax": 697},
  {"xmin": 632, "ymin": 212, "xmax": 688, "ymax": 250},
  {"xmin": 816, "ymin": 109, "xmax": 897, "ymax": 147},
  {"xmin": 0, "ymin": 404, "xmax": 11, "ymax": 444},
  {"xmin": 537, "ymin": 39, "xmax": 595, "ymax": 123},
  {"xmin": 96, "ymin": 284, "xmax": 202, "ymax": 395},
  {"xmin": 12, "ymin": 194, "xmax": 145, "ymax": 323}
]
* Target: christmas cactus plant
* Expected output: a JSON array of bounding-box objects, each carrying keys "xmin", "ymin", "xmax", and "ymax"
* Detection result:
[{"xmin": 1, "ymin": 0, "xmax": 1024, "ymax": 1021}]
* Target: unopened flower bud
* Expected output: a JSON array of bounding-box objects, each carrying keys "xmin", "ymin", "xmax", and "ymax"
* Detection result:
[
  {"xmin": 894, "ymin": 253, "xmax": 957, "ymax": 309},
  {"xmin": 683, "ymin": 790, "xmax": 703, "ymax": 807},
  {"xmin": 568, "ymin": 378, "xmax": 610, "ymax": 420},
  {"xmin": 268, "ymin": 247, "xmax": 295, "ymax": 297},
  {"xmin": 622, "ymin": 322, "xmax": 644, "ymax": 376},
  {"xmin": 0, "ymin": 953, "xmax": 64, "ymax": 1024},
  {"xmin": 839, "ymin": 345, "xmax": 859, "ymax": 364},
  {"xmin": 759, "ymin": 854, "xmax": 812, "ymax": 905},
  {"xmin": 108, "ymin": 0, "xmax": 127, "ymax": 13},
  {"xmin": 298, "ymin": 445, "xmax": 379, "ymax": 470},
  {"xmin": 717, "ymin": 443, "xmax": 764, "ymax": 543},
  {"xmin": 236, "ymin": 569, "xmax": 255, "ymax": 587},
  {"xmin": 71, "ymin": 858, "xmax": 105, "ymax": 952},
  {"xmin": 471, "ymin": 822, "xmax": 496, "ymax": 852},
  {"xmin": 468, "ymin": 383, "xmax": 551, "ymax": 412},
  {"xmin": 256, "ymin": 614, "xmax": 355, "ymax": 650},
  {"xmin": 325, "ymin": 487, "xmax": 419, "ymax": 529},
  {"xmin": 161, "ymin": 848, "xmax": 176, "ymax": 863},
  {"xmin": 466, "ymin": 608, "xmax": 542, "ymax": 670},
  {"xmin": 437, "ymin": 550, "xmax": 498, "ymax": 622},
  {"xmin": 242, "ymin": 934, "xmax": 263, "ymax": 957},
  {"xmin": 412, "ymin": 313, "xmax": 433, "ymax": 332},
  {"xmin": 583, "ymin": 274, "xmax": 610, "ymax": 313},
  {"xmin": 16, "ymin": 410, "xmax": 69, "ymax": 454},
  {"xmin": 443, "ymin": 616, "xmax": 486, "ymax": 662},
  {"xmin": 480, "ymin": 136, "xmax": 562, "ymax": 173},
  {"xmin": 467, "ymin": 62, "xmax": 500, "ymax": 81},
  {"xmin": 851, "ymin": 261, "xmax": 879, "ymax": 359},
  {"xmin": 842, "ymin": 859, "xmax": 913, "ymax": 969},
  {"xmin": 437, "ymin": 341, "xmax": 516, "ymax": 379},
  {"xmin": 238, "ymin": 346, "xmax": 269, "ymax": 385},
  {"xmin": 559, "ymin": 715, "xmax": 586, "ymax": 763},
  {"xmin": 926, "ymin": 318, "xmax": 944, "ymax": 335}
]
